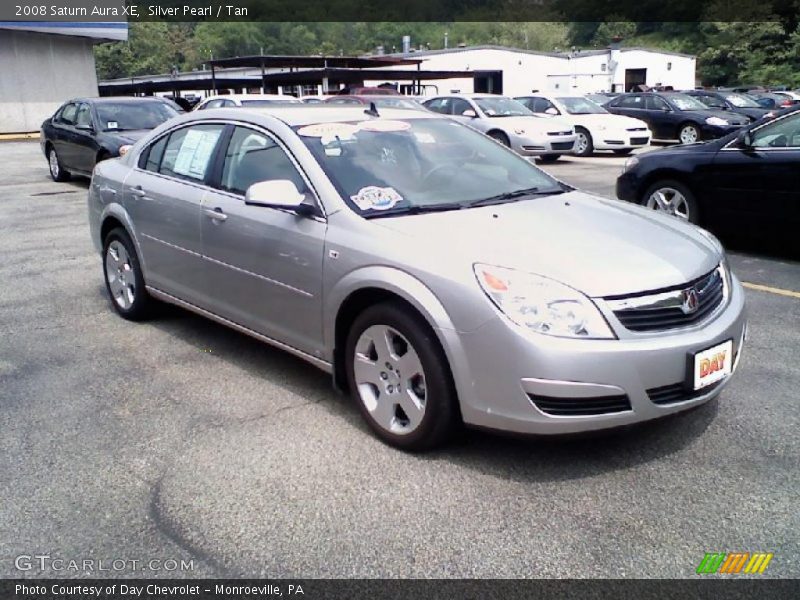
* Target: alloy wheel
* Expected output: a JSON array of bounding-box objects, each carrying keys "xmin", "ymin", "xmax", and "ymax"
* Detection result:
[
  {"xmin": 352, "ymin": 325, "xmax": 427, "ymax": 436},
  {"xmin": 105, "ymin": 240, "xmax": 136, "ymax": 310},
  {"xmin": 646, "ymin": 187, "xmax": 691, "ymax": 220},
  {"xmin": 575, "ymin": 132, "xmax": 589, "ymax": 154},
  {"xmin": 49, "ymin": 150, "xmax": 59, "ymax": 179},
  {"xmin": 679, "ymin": 125, "xmax": 699, "ymax": 144}
]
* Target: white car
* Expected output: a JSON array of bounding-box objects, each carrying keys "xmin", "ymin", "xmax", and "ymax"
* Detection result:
[
  {"xmin": 516, "ymin": 94, "xmax": 652, "ymax": 157},
  {"xmin": 194, "ymin": 94, "xmax": 302, "ymax": 110},
  {"xmin": 423, "ymin": 94, "xmax": 576, "ymax": 162}
]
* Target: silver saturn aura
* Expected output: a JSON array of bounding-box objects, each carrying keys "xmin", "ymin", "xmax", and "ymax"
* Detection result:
[{"xmin": 87, "ymin": 106, "xmax": 747, "ymax": 450}]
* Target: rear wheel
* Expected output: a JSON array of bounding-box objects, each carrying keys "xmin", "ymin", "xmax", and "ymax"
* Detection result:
[
  {"xmin": 48, "ymin": 146, "xmax": 70, "ymax": 182},
  {"xmin": 345, "ymin": 302, "xmax": 457, "ymax": 451},
  {"xmin": 537, "ymin": 154, "xmax": 560, "ymax": 163},
  {"xmin": 641, "ymin": 180, "xmax": 699, "ymax": 224},
  {"xmin": 573, "ymin": 127, "xmax": 594, "ymax": 156},
  {"xmin": 103, "ymin": 228, "xmax": 153, "ymax": 320},
  {"xmin": 487, "ymin": 130, "xmax": 510, "ymax": 147},
  {"xmin": 678, "ymin": 123, "xmax": 701, "ymax": 145}
]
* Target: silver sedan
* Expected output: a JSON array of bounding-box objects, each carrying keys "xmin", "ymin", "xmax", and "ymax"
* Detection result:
[{"xmin": 87, "ymin": 106, "xmax": 746, "ymax": 450}]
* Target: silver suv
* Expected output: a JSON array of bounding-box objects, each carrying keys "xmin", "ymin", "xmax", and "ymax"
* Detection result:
[{"xmin": 88, "ymin": 106, "xmax": 746, "ymax": 450}]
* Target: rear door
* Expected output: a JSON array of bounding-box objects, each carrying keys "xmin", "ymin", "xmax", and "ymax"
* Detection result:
[
  {"xmin": 608, "ymin": 94, "xmax": 648, "ymax": 124},
  {"xmin": 50, "ymin": 102, "xmax": 79, "ymax": 169},
  {"xmin": 124, "ymin": 122, "xmax": 226, "ymax": 305},
  {"xmin": 71, "ymin": 102, "xmax": 99, "ymax": 173},
  {"xmin": 200, "ymin": 125, "xmax": 326, "ymax": 356}
]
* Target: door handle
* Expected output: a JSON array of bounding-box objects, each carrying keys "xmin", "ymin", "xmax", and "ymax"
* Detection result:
[
  {"xmin": 130, "ymin": 186, "xmax": 147, "ymax": 197},
  {"xmin": 203, "ymin": 207, "xmax": 228, "ymax": 222}
]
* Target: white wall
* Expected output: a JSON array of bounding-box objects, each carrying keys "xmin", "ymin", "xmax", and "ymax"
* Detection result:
[
  {"xmin": 0, "ymin": 30, "xmax": 99, "ymax": 133},
  {"xmin": 613, "ymin": 50, "xmax": 695, "ymax": 91}
]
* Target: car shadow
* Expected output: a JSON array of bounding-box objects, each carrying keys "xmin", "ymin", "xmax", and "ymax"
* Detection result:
[{"xmin": 105, "ymin": 288, "xmax": 721, "ymax": 485}]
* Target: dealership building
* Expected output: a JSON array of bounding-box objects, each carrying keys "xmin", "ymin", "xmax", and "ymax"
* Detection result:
[
  {"xmin": 376, "ymin": 44, "xmax": 696, "ymax": 97},
  {"xmin": 0, "ymin": 22, "xmax": 127, "ymax": 133}
]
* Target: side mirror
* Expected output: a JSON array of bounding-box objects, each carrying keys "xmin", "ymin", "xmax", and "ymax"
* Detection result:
[
  {"xmin": 245, "ymin": 180, "xmax": 316, "ymax": 216},
  {"xmin": 544, "ymin": 107, "xmax": 559, "ymax": 116},
  {"xmin": 461, "ymin": 109, "xmax": 477, "ymax": 118},
  {"xmin": 735, "ymin": 130, "xmax": 753, "ymax": 149}
]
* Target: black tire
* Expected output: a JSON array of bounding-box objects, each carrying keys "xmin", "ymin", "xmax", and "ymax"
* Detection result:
[
  {"xmin": 641, "ymin": 179, "xmax": 700, "ymax": 224},
  {"xmin": 102, "ymin": 227, "xmax": 153, "ymax": 321},
  {"xmin": 677, "ymin": 122, "xmax": 702, "ymax": 145},
  {"xmin": 537, "ymin": 154, "xmax": 560, "ymax": 163},
  {"xmin": 612, "ymin": 148, "xmax": 633, "ymax": 156},
  {"xmin": 47, "ymin": 145, "xmax": 70, "ymax": 182},
  {"xmin": 573, "ymin": 127, "xmax": 594, "ymax": 157},
  {"xmin": 487, "ymin": 130, "xmax": 510, "ymax": 147},
  {"xmin": 345, "ymin": 301, "xmax": 458, "ymax": 451}
]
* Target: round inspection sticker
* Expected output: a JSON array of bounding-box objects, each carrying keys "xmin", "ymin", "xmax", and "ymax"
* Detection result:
[
  {"xmin": 297, "ymin": 123, "xmax": 359, "ymax": 138},
  {"xmin": 356, "ymin": 120, "xmax": 411, "ymax": 133},
  {"xmin": 350, "ymin": 186, "xmax": 403, "ymax": 211}
]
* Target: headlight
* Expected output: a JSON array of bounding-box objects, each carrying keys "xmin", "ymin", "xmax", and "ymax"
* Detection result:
[
  {"xmin": 474, "ymin": 264, "xmax": 615, "ymax": 339},
  {"xmin": 705, "ymin": 117, "xmax": 729, "ymax": 126},
  {"xmin": 622, "ymin": 156, "xmax": 639, "ymax": 173}
]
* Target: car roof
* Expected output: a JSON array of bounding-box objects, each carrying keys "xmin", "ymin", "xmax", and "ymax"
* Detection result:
[
  {"xmin": 194, "ymin": 105, "xmax": 440, "ymax": 127},
  {"xmin": 203, "ymin": 94, "xmax": 298, "ymax": 101},
  {"xmin": 69, "ymin": 96, "xmax": 169, "ymax": 104}
]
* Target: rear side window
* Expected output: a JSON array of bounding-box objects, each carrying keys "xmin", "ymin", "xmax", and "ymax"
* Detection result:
[
  {"xmin": 220, "ymin": 126, "xmax": 309, "ymax": 196},
  {"xmin": 159, "ymin": 124, "xmax": 225, "ymax": 182}
]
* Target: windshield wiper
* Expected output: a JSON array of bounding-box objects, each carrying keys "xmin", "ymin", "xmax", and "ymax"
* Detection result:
[
  {"xmin": 362, "ymin": 202, "xmax": 465, "ymax": 219},
  {"xmin": 466, "ymin": 186, "xmax": 566, "ymax": 208}
]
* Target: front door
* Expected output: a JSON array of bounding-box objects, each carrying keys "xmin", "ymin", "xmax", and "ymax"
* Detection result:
[{"xmin": 200, "ymin": 125, "xmax": 326, "ymax": 356}]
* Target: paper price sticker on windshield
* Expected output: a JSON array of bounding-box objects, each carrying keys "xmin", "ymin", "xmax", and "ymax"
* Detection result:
[
  {"xmin": 357, "ymin": 120, "xmax": 411, "ymax": 133},
  {"xmin": 297, "ymin": 123, "xmax": 359, "ymax": 139},
  {"xmin": 350, "ymin": 186, "xmax": 403, "ymax": 211}
]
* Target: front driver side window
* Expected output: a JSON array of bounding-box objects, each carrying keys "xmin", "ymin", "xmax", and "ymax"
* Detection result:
[
  {"xmin": 752, "ymin": 113, "xmax": 800, "ymax": 148},
  {"xmin": 59, "ymin": 103, "xmax": 78, "ymax": 125},
  {"xmin": 220, "ymin": 126, "xmax": 310, "ymax": 196}
]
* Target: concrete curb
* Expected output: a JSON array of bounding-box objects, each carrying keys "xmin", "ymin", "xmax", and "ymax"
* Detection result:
[{"xmin": 0, "ymin": 132, "xmax": 40, "ymax": 141}]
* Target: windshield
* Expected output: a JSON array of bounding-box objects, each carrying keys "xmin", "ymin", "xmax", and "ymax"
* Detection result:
[
  {"xmin": 241, "ymin": 99, "xmax": 301, "ymax": 106},
  {"xmin": 366, "ymin": 97, "xmax": 421, "ymax": 109},
  {"xmin": 556, "ymin": 96, "xmax": 608, "ymax": 114},
  {"xmin": 722, "ymin": 93, "xmax": 761, "ymax": 108},
  {"xmin": 96, "ymin": 102, "xmax": 177, "ymax": 131},
  {"xmin": 473, "ymin": 97, "xmax": 533, "ymax": 117},
  {"xmin": 296, "ymin": 118, "xmax": 562, "ymax": 215},
  {"xmin": 666, "ymin": 94, "xmax": 710, "ymax": 111}
]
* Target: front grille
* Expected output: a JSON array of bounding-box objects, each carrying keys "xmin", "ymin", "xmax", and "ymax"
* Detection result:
[
  {"xmin": 548, "ymin": 130, "xmax": 573, "ymax": 136},
  {"xmin": 647, "ymin": 379, "xmax": 725, "ymax": 405},
  {"xmin": 610, "ymin": 268, "xmax": 725, "ymax": 332},
  {"xmin": 529, "ymin": 394, "xmax": 632, "ymax": 416},
  {"xmin": 551, "ymin": 141, "xmax": 575, "ymax": 150},
  {"xmin": 630, "ymin": 136, "xmax": 649, "ymax": 145}
]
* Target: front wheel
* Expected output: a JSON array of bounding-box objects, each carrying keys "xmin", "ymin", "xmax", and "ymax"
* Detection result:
[
  {"xmin": 103, "ymin": 228, "xmax": 153, "ymax": 320},
  {"xmin": 487, "ymin": 130, "xmax": 510, "ymax": 147},
  {"xmin": 641, "ymin": 180, "xmax": 699, "ymax": 224},
  {"xmin": 678, "ymin": 123, "xmax": 701, "ymax": 145},
  {"xmin": 573, "ymin": 128, "xmax": 594, "ymax": 156},
  {"xmin": 345, "ymin": 302, "xmax": 458, "ymax": 451},
  {"xmin": 48, "ymin": 146, "xmax": 70, "ymax": 182}
]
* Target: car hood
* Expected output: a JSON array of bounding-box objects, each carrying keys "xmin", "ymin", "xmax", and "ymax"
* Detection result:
[
  {"xmin": 374, "ymin": 191, "xmax": 720, "ymax": 297},
  {"xmin": 570, "ymin": 113, "xmax": 648, "ymax": 130},
  {"xmin": 489, "ymin": 116, "xmax": 572, "ymax": 134},
  {"xmin": 681, "ymin": 108, "xmax": 749, "ymax": 125},
  {"xmin": 104, "ymin": 129, "xmax": 152, "ymax": 145}
]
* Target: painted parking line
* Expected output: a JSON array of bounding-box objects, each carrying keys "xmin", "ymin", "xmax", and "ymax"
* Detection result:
[{"xmin": 742, "ymin": 282, "xmax": 800, "ymax": 299}]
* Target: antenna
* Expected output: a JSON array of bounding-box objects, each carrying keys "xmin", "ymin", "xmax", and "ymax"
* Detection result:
[{"xmin": 364, "ymin": 102, "xmax": 380, "ymax": 117}]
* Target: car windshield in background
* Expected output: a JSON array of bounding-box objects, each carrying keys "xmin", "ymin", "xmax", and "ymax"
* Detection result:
[
  {"xmin": 556, "ymin": 96, "xmax": 608, "ymax": 114},
  {"xmin": 666, "ymin": 94, "xmax": 711, "ymax": 111},
  {"xmin": 296, "ymin": 118, "xmax": 561, "ymax": 216},
  {"xmin": 473, "ymin": 97, "xmax": 532, "ymax": 117},
  {"xmin": 366, "ymin": 97, "xmax": 421, "ymax": 109},
  {"xmin": 723, "ymin": 93, "xmax": 762, "ymax": 108},
  {"xmin": 96, "ymin": 102, "xmax": 177, "ymax": 131}
]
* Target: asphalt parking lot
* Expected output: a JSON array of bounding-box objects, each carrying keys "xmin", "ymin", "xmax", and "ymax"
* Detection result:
[{"xmin": 1, "ymin": 140, "xmax": 798, "ymax": 579}]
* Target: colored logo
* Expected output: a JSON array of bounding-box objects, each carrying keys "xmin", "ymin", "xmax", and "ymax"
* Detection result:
[{"xmin": 696, "ymin": 552, "xmax": 773, "ymax": 574}]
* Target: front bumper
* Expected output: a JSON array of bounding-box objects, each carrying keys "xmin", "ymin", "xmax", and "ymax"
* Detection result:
[
  {"xmin": 448, "ymin": 275, "xmax": 747, "ymax": 435},
  {"xmin": 593, "ymin": 132, "xmax": 651, "ymax": 151},
  {"xmin": 512, "ymin": 133, "xmax": 576, "ymax": 156}
]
